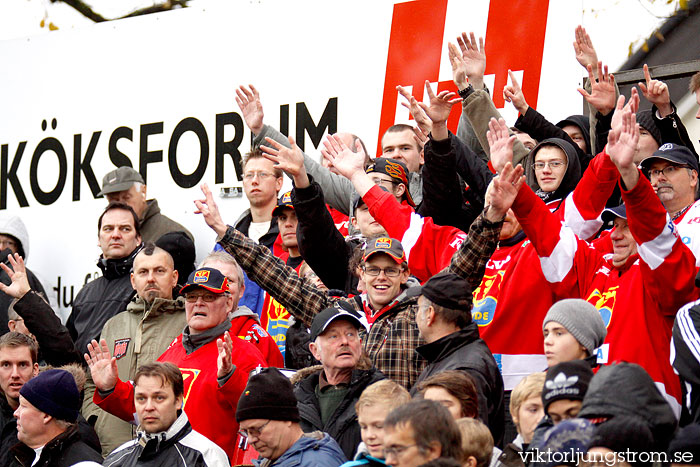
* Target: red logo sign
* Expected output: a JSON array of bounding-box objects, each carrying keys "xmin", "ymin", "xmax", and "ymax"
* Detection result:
[{"xmin": 377, "ymin": 0, "xmax": 550, "ymax": 154}]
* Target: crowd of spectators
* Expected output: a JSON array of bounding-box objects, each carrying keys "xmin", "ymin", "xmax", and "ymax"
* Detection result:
[{"xmin": 1, "ymin": 24, "xmax": 700, "ymax": 467}]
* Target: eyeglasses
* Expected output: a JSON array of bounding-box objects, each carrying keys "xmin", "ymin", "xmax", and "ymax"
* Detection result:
[
  {"xmin": 184, "ymin": 292, "xmax": 227, "ymax": 303},
  {"xmin": 370, "ymin": 177, "xmax": 398, "ymax": 187},
  {"xmin": 646, "ymin": 165, "xmax": 690, "ymax": 178},
  {"xmin": 532, "ymin": 161, "xmax": 566, "ymax": 171},
  {"xmin": 243, "ymin": 171, "xmax": 275, "ymax": 181},
  {"xmin": 384, "ymin": 444, "xmax": 417, "ymax": 458},
  {"xmin": 238, "ymin": 420, "xmax": 271, "ymax": 439},
  {"xmin": 362, "ymin": 266, "xmax": 402, "ymax": 277}
]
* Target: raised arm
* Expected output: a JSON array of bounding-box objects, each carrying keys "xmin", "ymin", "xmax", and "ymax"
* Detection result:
[
  {"xmin": 237, "ymin": 84, "xmax": 356, "ymax": 214},
  {"xmin": 195, "ymin": 184, "xmax": 332, "ymax": 327},
  {"xmin": 451, "ymin": 33, "xmax": 528, "ymax": 165},
  {"xmin": 0, "ymin": 254, "xmax": 81, "ymax": 366}
]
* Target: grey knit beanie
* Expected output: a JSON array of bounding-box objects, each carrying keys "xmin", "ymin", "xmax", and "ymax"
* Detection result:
[{"xmin": 542, "ymin": 299, "xmax": 607, "ymax": 355}]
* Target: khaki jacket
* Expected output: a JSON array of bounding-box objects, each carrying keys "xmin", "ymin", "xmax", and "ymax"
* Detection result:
[{"xmin": 82, "ymin": 296, "xmax": 186, "ymax": 457}]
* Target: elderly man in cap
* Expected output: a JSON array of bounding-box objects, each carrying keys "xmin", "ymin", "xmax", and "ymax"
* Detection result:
[
  {"xmin": 293, "ymin": 304, "xmax": 384, "ymax": 460},
  {"xmin": 238, "ymin": 367, "xmax": 347, "ymax": 467},
  {"xmin": 639, "ymin": 143, "xmax": 700, "ymax": 264},
  {"xmin": 195, "ymin": 148, "xmax": 524, "ymax": 391},
  {"xmin": 11, "ymin": 369, "xmax": 103, "ymax": 466},
  {"xmin": 99, "ymin": 166, "xmax": 192, "ymax": 242},
  {"xmin": 86, "ymin": 267, "xmax": 267, "ymax": 461},
  {"xmin": 412, "ymin": 271, "xmax": 504, "ymax": 447}
]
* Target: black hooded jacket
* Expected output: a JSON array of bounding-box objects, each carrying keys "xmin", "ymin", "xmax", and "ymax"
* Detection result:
[
  {"xmin": 578, "ymin": 362, "xmax": 678, "ymax": 451},
  {"xmin": 524, "ymin": 138, "xmax": 582, "ymax": 211}
]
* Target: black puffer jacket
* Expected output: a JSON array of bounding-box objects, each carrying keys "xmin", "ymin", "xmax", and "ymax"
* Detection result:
[
  {"xmin": 414, "ymin": 325, "xmax": 505, "ymax": 447},
  {"xmin": 102, "ymin": 412, "xmax": 229, "ymax": 467},
  {"xmin": 293, "ymin": 366, "xmax": 385, "ymax": 460},
  {"xmin": 9, "ymin": 424, "xmax": 102, "ymax": 467},
  {"xmin": 66, "ymin": 247, "xmax": 140, "ymax": 356},
  {"xmin": 578, "ymin": 361, "xmax": 678, "ymax": 451}
]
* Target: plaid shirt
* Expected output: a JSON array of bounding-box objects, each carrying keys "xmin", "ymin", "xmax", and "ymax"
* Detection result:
[
  {"xmin": 218, "ymin": 226, "xmax": 424, "ymax": 389},
  {"xmin": 449, "ymin": 214, "xmax": 504, "ymax": 289}
]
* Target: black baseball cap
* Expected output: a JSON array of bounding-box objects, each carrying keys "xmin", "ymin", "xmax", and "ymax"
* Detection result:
[
  {"xmin": 640, "ymin": 143, "xmax": 699, "ymax": 173},
  {"xmin": 310, "ymin": 302, "xmax": 364, "ymax": 341},
  {"xmin": 601, "ymin": 204, "xmax": 627, "ymax": 224},
  {"xmin": 363, "ymin": 237, "xmax": 406, "ymax": 264},
  {"xmin": 406, "ymin": 271, "xmax": 473, "ymax": 310},
  {"xmin": 366, "ymin": 158, "xmax": 415, "ymax": 207}
]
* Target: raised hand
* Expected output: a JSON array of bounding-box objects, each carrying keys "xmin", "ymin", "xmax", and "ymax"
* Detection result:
[
  {"xmin": 0, "ymin": 253, "xmax": 31, "ymax": 299},
  {"xmin": 503, "ymin": 70, "xmax": 529, "ymax": 115},
  {"xmin": 417, "ymin": 80, "xmax": 462, "ymax": 125},
  {"xmin": 456, "ymin": 32, "xmax": 486, "ymax": 90},
  {"xmin": 260, "ymin": 136, "xmax": 304, "ymax": 177},
  {"xmin": 486, "ymin": 117, "xmax": 517, "ymax": 174},
  {"xmin": 607, "ymin": 110, "xmax": 640, "ymax": 187},
  {"xmin": 577, "ymin": 62, "xmax": 616, "ymax": 115},
  {"xmin": 397, "ymin": 85, "xmax": 433, "ymax": 135},
  {"xmin": 217, "ymin": 331, "xmax": 234, "ymax": 379},
  {"xmin": 194, "ymin": 183, "xmax": 228, "ymax": 238},
  {"xmin": 322, "ymin": 134, "xmax": 367, "ymax": 181},
  {"xmin": 84, "ymin": 339, "xmax": 119, "ymax": 392},
  {"xmin": 573, "ymin": 25, "xmax": 599, "ymax": 74},
  {"xmin": 638, "ymin": 64, "xmax": 672, "ymax": 117},
  {"xmin": 448, "ymin": 42, "xmax": 469, "ymax": 90},
  {"xmin": 610, "ymin": 88, "xmax": 640, "ymax": 135},
  {"xmin": 485, "ymin": 162, "xmax": 525, "ymax": 222},
  {"xmin": 235, "ymin": 84, "xmax": 264, "ymax": 135}
]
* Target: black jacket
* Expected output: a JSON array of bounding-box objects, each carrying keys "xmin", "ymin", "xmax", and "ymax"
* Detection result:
[
  {"xmin": 651, "ymin": 102, "xmax": 700, "ymax": 160},
  {"xmin": 9, "ymin": 424, "xmax": 102, "ymax": 467},
  {"xmin": 66, "ymin": 247, "xmax": 140, "ymax": 356},
  {"xmin": 414, "ymin": 325, "xmax": 505, "ymax": 447},
  {"xmin": 102, "ymin": 412, "xmax": 229, "ymax": 467},
  {"xmin": 294, "ymin": 367, "xmax": 385, "ymax": 460},
  {"xmin": 421, "ymin": 133, "xmax": 491, "ymax": 233},
  {"xmin": 12, "ymin": 291, "xmax": 81, "ymax": 366},
  {"xmin": 578, "ymin": 361, "xmax": 678, "ymax": 451},
  {"xmin": 0, "ymin": 398, "xmax": 100, "ymax": 467},
  {"xmin": 293, "ymin": 176, "xmax": 361, "ymax": 294}
]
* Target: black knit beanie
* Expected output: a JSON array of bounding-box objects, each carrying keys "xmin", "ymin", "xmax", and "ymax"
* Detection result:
[
  {"xmin": 20, "ymin": 369, "xmax": 80, "ymax": 423},
  {"xmin": 236, "ymin": 367, "xmax": 300, "ymax": 422},
  {"xmin": 543, "ymin": 360, "xmax": 593, "ymax": 413}
]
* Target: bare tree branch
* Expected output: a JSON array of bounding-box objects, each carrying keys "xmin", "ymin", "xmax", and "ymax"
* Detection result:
[{"xmin": 50, "ymin": 0, "xmax": 190, "ymax": 23}]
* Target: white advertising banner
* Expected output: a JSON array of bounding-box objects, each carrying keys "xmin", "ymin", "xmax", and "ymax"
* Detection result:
[{"xmin": 0, "ymin": 0, "xmax": 581, "ymax": 319}]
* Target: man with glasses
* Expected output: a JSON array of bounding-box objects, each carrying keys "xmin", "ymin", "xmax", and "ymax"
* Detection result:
[
  {"xmin": 237, "ymin": 367, "xmax": 346, "ymax": 466},
  {"xmin": 411, "ymin": 271, "xmax": 504, "ymax": 447},
  {"xmin": 639, "ymin": 143, "xmax": 700, "ymax": 265},
  {"xmin": 194, "ymin": 159, "xmax": 520, "ymax": 389},
  {"xmin": 102, "ymin": 362, "xmax": 229, "ymax": 466},
  {"xmin": 382, "ymin": 399, "xmax": 463, "ymax": 467},
  {"xmin": 86, "ymin": 267, "xmax": 267, "ymax": 461}
]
